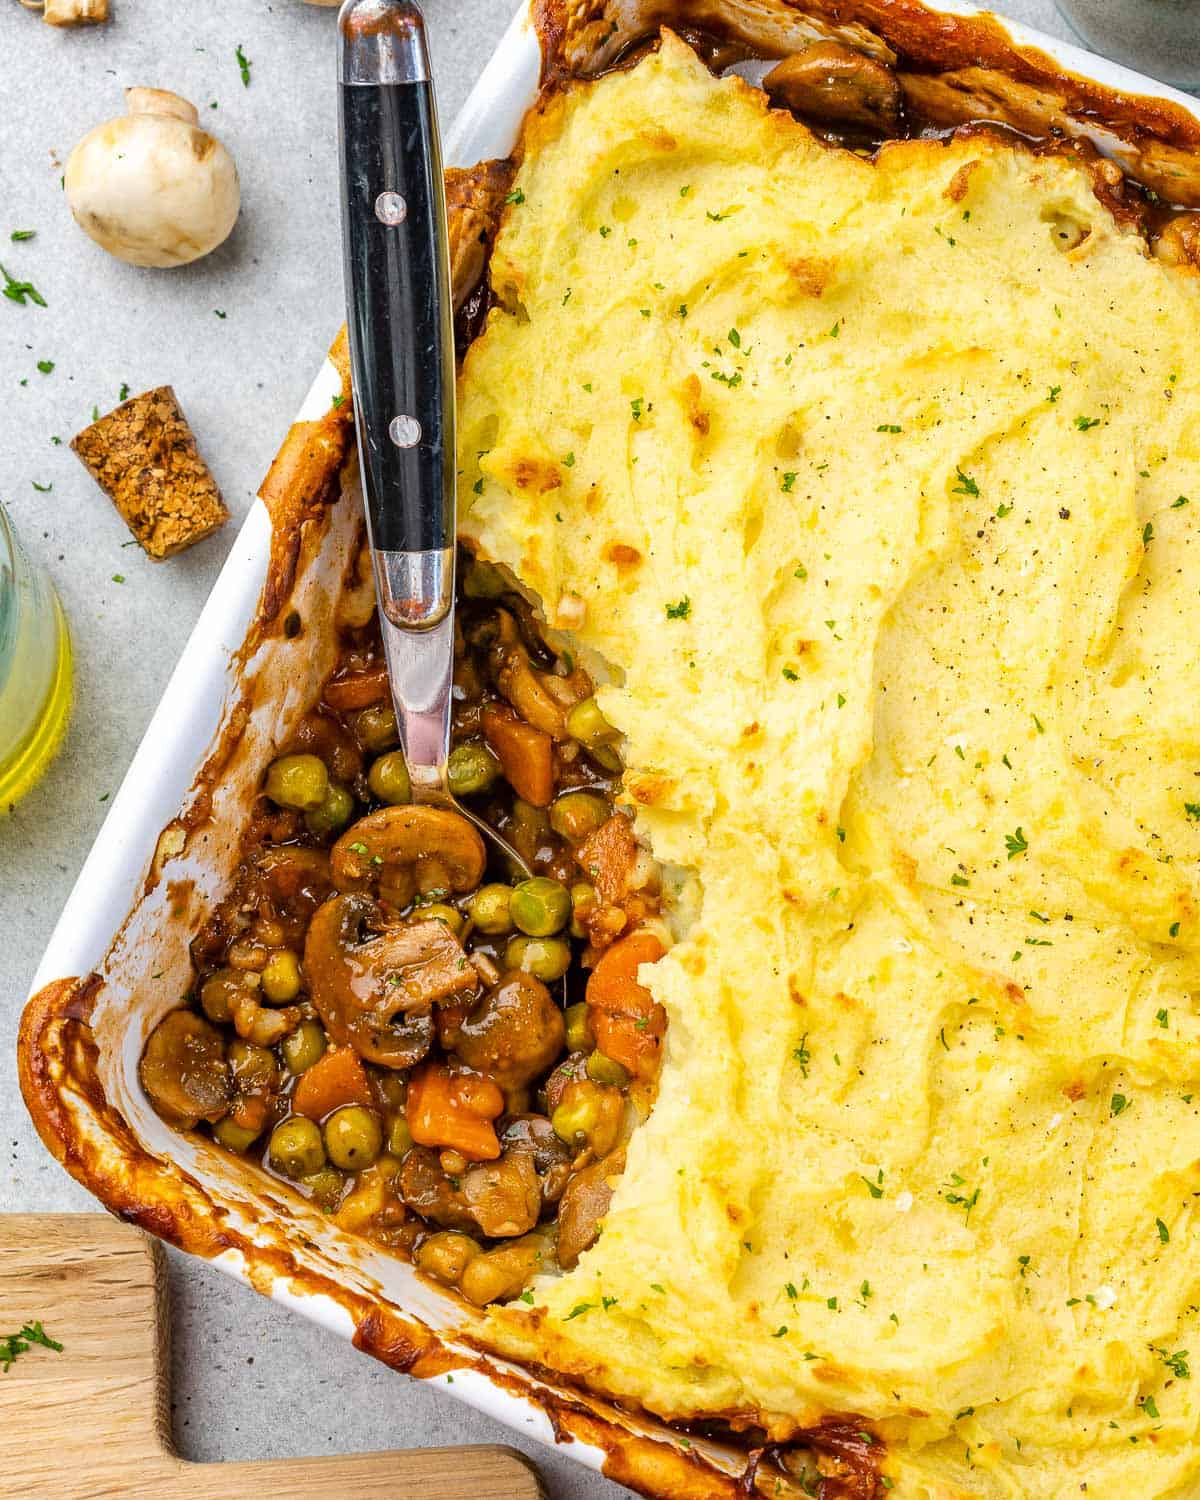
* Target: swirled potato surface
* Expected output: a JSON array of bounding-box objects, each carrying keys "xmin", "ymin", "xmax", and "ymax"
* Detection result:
[{"xmin": 458, "ymin": 32, "xmax": 1200, "ymax": 1496}]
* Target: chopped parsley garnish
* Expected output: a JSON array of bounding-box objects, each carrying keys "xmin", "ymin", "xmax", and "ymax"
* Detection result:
[
  {"xmin": 2, "ymin": 263, "xmax": 46, "ymax": 307},
  {"xmin": 519, "ymin": 1290, "xmax": 535, "ymax": 1304},
  {"xmin": 828, "ymin": 320, "xmax": 840, "ymax": 338},
  {"xmin": 942, "ymin": 1173, "xmax": 980, "ymax": 1221},
  {"xmin": 1152, "ymin": 1345, "xmax": 1190, "ymax": 1379},
  {"xmin": 10, "ymin": 229, "xmax": 35, "ymax": 242},
  {"xmin": 564, "ymin": 1301, "xmax": 595, "ymax": 1320},
  {"xmin": 1173, "ymin": 495, "xmax": 1190, "ymax": 508},
  {"xmin": 1184, "ymin": 802, "xmax": 1200, "ymax": 821},
  {"xmin": 771, "ymin": 1325, "xmax": 788, "ymax": 1338},
  {"xmin": 1005, "ymin": 827, "xmax": 1028, "ymax": 859},
  {"xmin": 861, "ymin": 1170, "xmax": 884, "ymax": 1200},
  {"xmin": 630, "ymin": 397, "xmax": 643, "ymax": 421},
  {"xmin": 331, "ymin": 393, "xmax": 345, "ymax": 409},
  {"xmin": 504, "ymin": 188, "xmax": 525, "ymax": 205},
  {"xmin": 792, "ymin": 1033, "xmax": 811, "ymax": 1076},
  {"xmin": 782, "ymin": 667, "xmax": 799, "ymax": 682},
  {"xmin": 728, "ymin": 327, "xmax": 741, "ymax": 348},
  {"xmin": 951, "ymin": 873, "xmax": 969, "ymax": 887},
  {"xmin": 876, "ymin": 423, "xmax": 901, "ymax": 433},
  {"xmin": 1143, "ymin": 521, "xmax": 1154, "ymax": 546},
  {"xmin": 1142, "ymin": 1395, "xmax": 1161, "ymax": 1419},
  {"xmin": 598, "ymin": 225, "xmax": 612, "ymax": 238},
  {"xmin": 650, "ymin": 1282, "xmax": 665, "ymax": 1294},
  {"xmin": 952, "ymin": 466, "xmax": 980, "ymax": 498},
  {"xmin": 31, "ymin": 480, "xmax": 52, "ymax": 492},
  {"xmin": 235, "ymin": 43, "xmax": 252, "ymax": 86},
  {"xmin": 1, "ymin": 1321, "xmax": 63, "ymax": 1372},
  {"xmin": 1074, "ymin": 415, "xmax": 1101, "ymax": 431},
  {"xmin": 665, "ymin": 596, "xmax": 691, "ymax": 620},
  {"xmin": 677, "ymin": 303, "xmax": 688, "ymax": 318},
  {"xmin": 996, "ymin": 502, "xmax": 1013, "ymax": 517},
  {"xmin": 1157, "ymin": 1217, "xmax": 1171, "ymax": 1244},
  {"xmin": 562, "ymin": 452, "xmax": 575, "ymax": 468},
  {"xmin": 1047, "ymin": 385, "xmax": 1061, "ymax": 403},
  {"xmin": 1157, "ymin": 1008, "xmax": 1169, "ymax": 1029},
  {"xmin": 710, "ymin": 369, "xmax": 742, "ymax": 387},
  {"xmin": 706, "ymin": 209, "xmax": 730, "ymax": 222},
  {"xmin": 781, "ymin": 472, "xmax": 796, "ymax": 493},
  {"xmin": 1110, "ymin": 1093, "xmax": 1130, "ymax": 1117}
]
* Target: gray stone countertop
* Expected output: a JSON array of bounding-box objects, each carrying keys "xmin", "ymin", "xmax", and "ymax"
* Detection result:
[{"xmin": 0, "ymin": 0, "xmax": 1163, "ymax": 1493}]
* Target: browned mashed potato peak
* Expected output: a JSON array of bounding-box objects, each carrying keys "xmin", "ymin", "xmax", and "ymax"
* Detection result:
[{"xmin": 457, "ymin": 31, "xmax": 1200, "ymax": 1498}]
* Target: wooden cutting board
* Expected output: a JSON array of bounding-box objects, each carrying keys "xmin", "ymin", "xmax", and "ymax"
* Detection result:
[{"xmin": 0, "ymin": 1214, "xmax": 545, "ymax": 1499}]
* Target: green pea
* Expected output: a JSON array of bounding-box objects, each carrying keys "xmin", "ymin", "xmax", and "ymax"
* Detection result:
[
  {"xmin": 264, "ymin": 753, "xmax": 329, "ymax": 811},
  {"xmin": 301, "ymin": 1167, "xmax": 345, "ymax": 1209},
  {"xmin": 565, "ymin": 697, "xmax": 621, "ymax": 774},
  {"xmin": 305, "ymin": 781, "xmax": 355, "ymax": 837},
  {"xmin": 260, "ymin": 949, "xmax": 302, "ymax": 1003},
  {"xmin": 324, "ymin": 1105, "xmax": 384, "ymax": 1170},
  {"xmin": 228, "ymin": 1039, "xmax": 277, "ymax": 1091},
  {"xmin": 549, "ymin": 791, "xmax": 609, "ymax": 843},
  {"xmin": 448, "ymin": 742, "xmax": 501, "ymax": 796},
  {"xmin": 468, "ymin": 883, "xmax": 514, "ymax": 936},
  {"xmin": 213, "ymin": 1115, "xmax": 263, "ymax": 1153},
  {"xmin": 586, "ymin": 1050, "xmax": 629, "ymax": 1087},
  {"xmin": 420, "ymin": 902, "xmax": 465, "ymax": 935},
  {"xmin": 564, "ymin": 1002, "xmax": 594, "ymax": 1052},
  {"xmin": 269, "ymin": 1116, "xmax": 326, "ymax": 1179},
  {"xmin": 199, "ymin": 967, "xmax": 250, "ymax": 1025},
  {"xmin": 367, "ymin": 749, "xmax": 411, "ymax": 805},
  {"xmin": 570, "ymin": 881, "xmax": 597, "ymax": 940},
  {"xmin": 355, "ymin": 703, "xmax": 399, "ymax": 752},
  {"xmin": 282, "ymin": 1019, "xmax": 326, "ymax": 1075},
  {"xmin": 552, "ymin": 1091, "xmax": 602, "ymax": 1147},
  {"xmin": 387, "ymin": 1116, "xmax": 414, "ymax": 1157},
  {"xmin": 510, "ymin": 877, "xmax": 571, "ymax": 937},
  {"xmin": 505, "ymin": 935, "xmax": 572, "ymax": 983}
]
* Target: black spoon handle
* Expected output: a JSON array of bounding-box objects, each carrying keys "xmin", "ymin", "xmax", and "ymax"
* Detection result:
[{"xmin": 338, "ymin": 0, "xmax": 455, "ymax": 625}]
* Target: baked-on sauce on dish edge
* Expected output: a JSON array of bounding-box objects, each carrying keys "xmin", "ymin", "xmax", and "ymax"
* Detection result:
[{"xmin": 21, "ymin": 4, "xmax": 1200, "ymax": 1496}]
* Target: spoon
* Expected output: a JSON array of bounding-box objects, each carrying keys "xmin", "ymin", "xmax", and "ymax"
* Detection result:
[{"xmin": 337, "ymin": 0, "xmax": 531, "ymax": 881}]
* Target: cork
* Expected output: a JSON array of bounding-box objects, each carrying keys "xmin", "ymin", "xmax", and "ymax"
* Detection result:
[{"xmin": 71, "ymin": 385, "xmax": 229, "ymax": 559}]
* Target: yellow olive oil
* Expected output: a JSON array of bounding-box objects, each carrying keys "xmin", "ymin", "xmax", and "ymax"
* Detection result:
[{"xmin": 0, "ymin": 511, "xmax": 73, "ymax": 812}]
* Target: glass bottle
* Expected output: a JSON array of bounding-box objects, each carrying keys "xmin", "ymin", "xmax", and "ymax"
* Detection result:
[{"xmin": 0, "ymin": 503, "xmax": 72, "ymax": 812}]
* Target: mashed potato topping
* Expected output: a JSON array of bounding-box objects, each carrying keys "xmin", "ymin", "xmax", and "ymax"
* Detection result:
[{"xmin": 458, "ymin": 32, "xmax": 1200, "ymax": 1495}]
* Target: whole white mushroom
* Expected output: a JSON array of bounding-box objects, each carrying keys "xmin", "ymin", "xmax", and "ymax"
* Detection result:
[{"xmin": 65, "ymin": 88, "xmax": 240, "ymax": 267}]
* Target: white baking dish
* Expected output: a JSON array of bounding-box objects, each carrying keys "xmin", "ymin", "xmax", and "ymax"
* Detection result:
[{"xmin": 23, "ymin": 4, "xmax": 1200, "ymax": 1494}]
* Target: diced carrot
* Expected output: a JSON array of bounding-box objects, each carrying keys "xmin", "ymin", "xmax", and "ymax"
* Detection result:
[
  {"xmin": 481, "ymin": 703, "xmax": 555, "ymax": 807},
  {"xmin": 322, "ymin": 663, "xmax": 389, "ymax": 711},
  {"xmin": 291, "ymin": 1045, "xmax": 372, "ymax": 1120},
  {"xmin": 228, "ymin": 1093, "xmax": 271, "ymax": 1133},
  {"xmin": 406, "ymin": 1062, "xmax": 503, "ymax": 1161},
  {"xmin": 586, "ymin": 929, "xmax": 667, "ymax": 1081}
]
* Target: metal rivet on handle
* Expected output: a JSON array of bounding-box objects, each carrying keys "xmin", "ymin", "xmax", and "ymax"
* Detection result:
[
  {"xmin": 375, "ymin": 190, "xmax": 408, "ymax": 226},
  {"xmin": 389, "ymin": 414, "xmax": 422, "ymax": 448}
]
